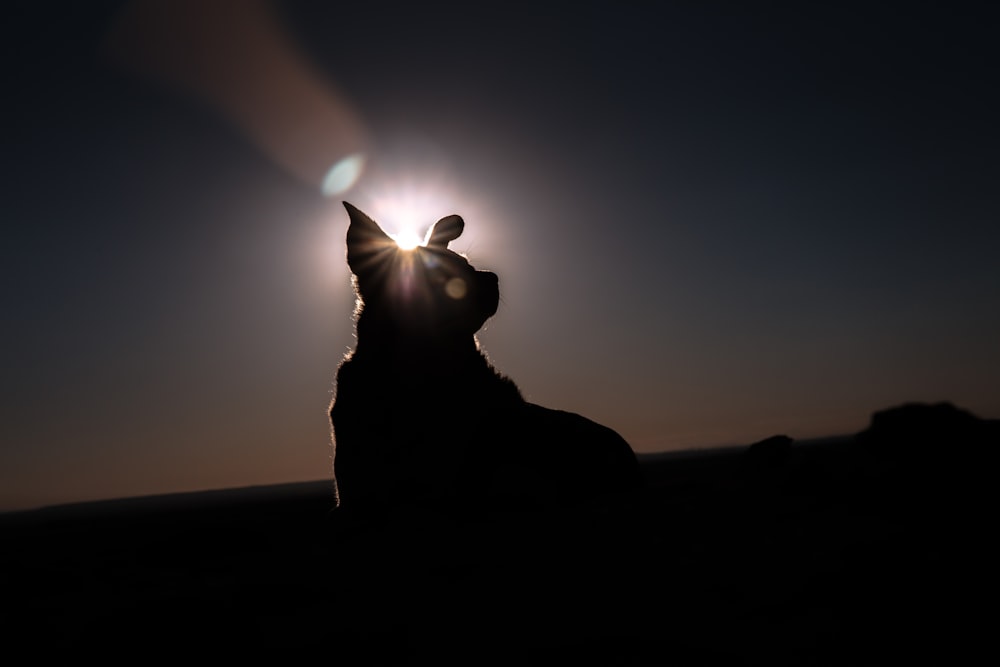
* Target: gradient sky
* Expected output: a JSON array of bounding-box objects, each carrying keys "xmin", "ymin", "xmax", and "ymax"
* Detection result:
[{"xmin": 3, "ymin": 0, "xmax": 998, "ymax": 512}]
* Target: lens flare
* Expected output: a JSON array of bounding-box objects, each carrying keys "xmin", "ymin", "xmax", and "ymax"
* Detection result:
[
  {"xmin": 322, "ymin": 153, "xmax": 366, "ymax": 196},
  {"xmin": 103, "ymin": 0, "xmax": 370, "ymax": 193},
  {"xmin": 445, "ymin": 277, "xmax": 467, "ymax": 299}
]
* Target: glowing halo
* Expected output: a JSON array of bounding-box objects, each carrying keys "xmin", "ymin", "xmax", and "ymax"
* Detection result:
[
  {"xmin": 329, "ymin": 159, "xmax": 504, "ymax": 287},
  {"xmin": 352, "ymin": 171, "xmax": 477, "ymax": 253}
]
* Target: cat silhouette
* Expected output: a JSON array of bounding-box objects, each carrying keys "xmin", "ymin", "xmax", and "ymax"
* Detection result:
[{"xmin": 330, "ymin": 202, "xmax": 642, "ymax": 519}]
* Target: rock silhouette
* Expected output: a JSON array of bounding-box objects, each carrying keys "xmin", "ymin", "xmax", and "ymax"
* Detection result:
[
  {"xmin": 329, "ymin": 202, "xmax": 642, "ymax": 520},
  {"xmin": 857, "ymin": 401, "xmax": 996, "ymax": 459}
]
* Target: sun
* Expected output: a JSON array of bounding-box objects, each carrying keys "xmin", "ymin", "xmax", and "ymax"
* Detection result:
[
  {"xmin": 339, "ymin": 160, "xmax": 499, "ymax": 264},
  {"xmin": 389, "ymin": 229, "xmax": 424, "ymax": 251}
]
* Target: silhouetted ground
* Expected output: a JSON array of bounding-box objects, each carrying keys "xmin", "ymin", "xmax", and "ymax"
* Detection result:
[{"xmin": 2, "ymin": 403, "xmax": 993, "ymax": 663}]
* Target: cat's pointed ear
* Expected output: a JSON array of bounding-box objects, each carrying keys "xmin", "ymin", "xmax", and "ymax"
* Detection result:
[
  {"xmin": 426, "ymin": 214, "xmax": 464, "ymax": 248},
  {"xmin": 344, "ymin": 201, "xmax": 394, "ymax": 275}
]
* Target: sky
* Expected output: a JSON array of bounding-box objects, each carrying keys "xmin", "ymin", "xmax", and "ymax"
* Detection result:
[{"xmin": 3, "ymin": 0, "xmax": 998, "ymax": 512}]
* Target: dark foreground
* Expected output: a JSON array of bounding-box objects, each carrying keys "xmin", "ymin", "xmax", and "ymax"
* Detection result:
[{"xmin": 2, "ymin": 403, "xmax": 993, "ymax": 663}]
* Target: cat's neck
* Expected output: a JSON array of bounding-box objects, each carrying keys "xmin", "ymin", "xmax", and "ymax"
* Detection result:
[
  {"xmin": 344, "ymin": 319, "xmax": 523, "ymax": 403},
  {"xmin": 353, "ymin": 327, "xmax": 484, "ymax": 367}
]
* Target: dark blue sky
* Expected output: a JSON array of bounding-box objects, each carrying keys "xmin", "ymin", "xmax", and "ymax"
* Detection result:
[{"xmin": 3, "ymin": 0, "xmax": 998, "ymax": 511}]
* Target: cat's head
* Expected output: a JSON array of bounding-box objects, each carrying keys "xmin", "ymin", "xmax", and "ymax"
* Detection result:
[{"xmin": 344, "ymin": 201, "xmax": 499, "ymax": 338}]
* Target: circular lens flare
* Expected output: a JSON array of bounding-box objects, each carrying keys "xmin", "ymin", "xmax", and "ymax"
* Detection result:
[
  {"xmin": 445, "ymin": 277, "xmax": 467, "ymax": 299},
  {"xmin": 322, "ymin": 153, "xmax": 366, "ymax": 196}
]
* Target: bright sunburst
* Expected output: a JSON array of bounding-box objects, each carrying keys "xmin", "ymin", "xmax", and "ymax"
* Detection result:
[
  {"xmin": 327, "ymin": 157, "xmax": 502, "ymax": 281},
  {"xmin": 389, "ymin": 229, "xmax": 424, "ymax": 250},
  {"xmin": 355, "ymin": 170, "xmax": 473, "ymax": 252}
]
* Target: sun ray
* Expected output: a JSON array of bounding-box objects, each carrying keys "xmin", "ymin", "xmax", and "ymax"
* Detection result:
[{"xmin": 389, "ymin": 229, "xmax": 423, "ymax": 250}]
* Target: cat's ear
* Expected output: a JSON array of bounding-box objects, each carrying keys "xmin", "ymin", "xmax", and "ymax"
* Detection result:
[
  {"xmin": 344, "ymin": 202, "xmax": 394, "ymax": 275},
  {"xmin": 426, "ymin": 214, "xmax": 464, "ymax": 248}
]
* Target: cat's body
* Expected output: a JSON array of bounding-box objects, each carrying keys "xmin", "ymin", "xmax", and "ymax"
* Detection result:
[{"xmin": 330, "ymin": 202, "xmax": 642, "ymax": 518}]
